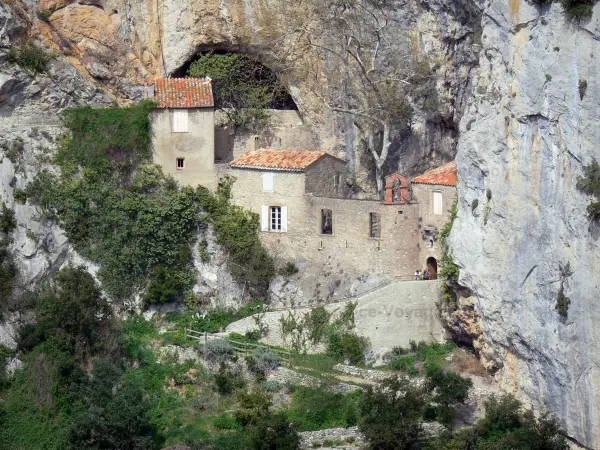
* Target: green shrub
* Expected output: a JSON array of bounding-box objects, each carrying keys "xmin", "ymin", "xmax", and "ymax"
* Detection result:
[
  {"xmin": 0, "ymin": 202, "xmax": 16, "ymax": 234},
  {"xmin": 198, "ymin": 179, "xmax": 275, "ymax": 297},
  {"xmin": 286, "ymin": 386, "xmax": 361, "ymax": 431},
  {"xmin": 234, "ymin": 389, "xmax": 272, "ymax": 427},
  {"xmin": 555, "ymin": 284, "xmax": 571, "ymax": 317},
  {"xmin": 204, "ymin": 338, "xmax": 233, "ymax": 362},
  {"xmin": 214, "ymin": 413, "xmax": 242, "ymax": 430},
  {"xmin": 577, "ymin": 158, "xmax": 600, "ymax": 223},
  {"xmin": 426, "ymin": 395, "xmax": 569, "ymax": 449},
  {"xmin": 7, "ymin": 44, "xmax": 53, "ymax": 76},
  {"xmin": 390, "ymin": 355, "xmax": 416, "ymax": 371},
  {"xmin": 249, "ymin": 347, "xmax": 281, "ymax": 376},
  {"xmin": 560, "ymin": 0, "xmax": 595, "ymax": 17},
  {"xmin": 260, "ymin": 380, "xmax": 283, "ymax": 392},
  {"xmin": 359, "ymin": 377, "xmax": 427, "ymax": 450},
  {"xmin": 327, "ymin": 330, "xmax": 368, "ymax": 365},
  {"xmin": 247, "ymin": 411, "xmax": 300, "ymax": 450},
  {"xmin": 303, "ymin": 306, "xmax": 331, "ymax": 345},
  {"xmin": 423, "ymin": 362, "xmax": 473, "ymax": 427},
  {"xmin": 579, "ymin": 79, "xmax": 588, "ymax": 100},
  {"xmin": 13, "ymin": 188, "xmax": 27, "ymax": 204}
]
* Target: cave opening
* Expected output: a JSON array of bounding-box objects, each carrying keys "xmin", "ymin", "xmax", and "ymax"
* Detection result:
[{"xmin": 172, "ymin": 49, "xmax": 297, "ymax": 110}]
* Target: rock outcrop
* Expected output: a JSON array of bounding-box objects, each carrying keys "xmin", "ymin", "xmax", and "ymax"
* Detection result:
[
  {"xmin": 448, "ymin": 1, "xmax": 600, "ymax": 447},
  {"xmin": 28, "ymin": 0, "xmax": 481, "ymax": 178}
]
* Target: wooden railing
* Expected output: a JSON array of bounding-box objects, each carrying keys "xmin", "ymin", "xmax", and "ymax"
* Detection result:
[{"xmin": 184, "ymin": 328, "xmax": 292, "ymax": 365}]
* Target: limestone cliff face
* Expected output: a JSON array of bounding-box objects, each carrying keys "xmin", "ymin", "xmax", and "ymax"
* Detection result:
[
  {"xmin": 31, "ymin": 0, "xmax": 481, "ymax": 178},
  {"xmin": 448, "ymin": 0, "xmax": 600, "ymax": 447}
]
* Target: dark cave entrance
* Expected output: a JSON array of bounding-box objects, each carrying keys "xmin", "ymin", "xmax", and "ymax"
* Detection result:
[{"xmin": 171, "ymin": 49, "xmax": 298, "ymax": 110}]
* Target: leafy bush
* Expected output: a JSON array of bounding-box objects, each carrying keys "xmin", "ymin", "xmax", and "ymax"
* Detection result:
[
  {"xmin": 286, "ymin": 386, "xmax": 361, "ymax": 431},
  {"xmin": 19, "ymin": 266, "xmax": 111, "ymax": 360},
  {"xmin": 26, "ymin": 103, "xmax": 212, "ymax": 302},
  {"xmin": 12, "ymin": 188, "xmax": 27, "ymax": 204},
  {"xmin": 197, "ymin": 179, "xmax": 275, "ymax": 297},
  {"xmin": 7, "ymin": 44, "xmax": 53, "ymax": 76},
  {"xmin": 423, "ymin": 362, "xmax": 473, "ymax": 427},
  {"xmin": 234, "ymin": 389, "xmax": 272, "ymax": 427},
  {"xmin": 390, "ymin": 355, "xmax": 416, "ymax": 371},
  {"xmin": 577, "ymin": 158, "xmax": 600, "ymax": 223},
  {"xmin": 213, "ymin": 413, "xmax": 242, "ymax": 430},
  {"xmin": 425, "ymin": 395, "xmax": 569, "ymax": 450},
  {"xmin": 303, "ymin": 306, "xmax": 331, "ymax": 345},
  {"xmin": 204, "ymin": 338, "xmax": 233, "ymax": 362},
  {"xmin": 327, "ymin": 330, "xmax": 369, "ymax": 365},
  {"xmin": 249, "ymin": 347, "xmax": 281, "ymax": 376},
  {"xmin": 359, "ymin": 377, "xmax": 427, "ymax": 450},
  {"xmin": 213, "ymin": 364, "xmax": 245, "ymax": 395},
  {"xmin": 560, "ymin": 0, "xmax": 596, "ymax": 17},
  {"xmin": 247, "ymin": 411, "xmax": 301, "ymax": 450},
  {"xmin": 188, "ymin": 52, "xmax": 289, "ymax": 129},
  {"xmin": 0, "ymin": 202, "xmax": 16, "ymax": 233},
  {"xmin": 555, "ymin": 285, "xmax": 571, "ymax": 317}
]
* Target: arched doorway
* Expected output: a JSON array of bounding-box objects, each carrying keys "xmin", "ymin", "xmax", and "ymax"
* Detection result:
[{"xmin": 426, "ymin": 257, "xmax": 438, "ymax": 280}]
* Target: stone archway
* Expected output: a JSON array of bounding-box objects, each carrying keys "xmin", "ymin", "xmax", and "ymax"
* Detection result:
[{"xmin": 426, "ymin": 256, "xmax": 438, "ymax": 280}]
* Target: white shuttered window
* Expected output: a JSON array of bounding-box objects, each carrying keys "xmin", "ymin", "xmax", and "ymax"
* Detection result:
[
  {"xmin": 433, "ymin": 191, "xmax": 443, "ymax": 215},
  {"xmin": 261, "ymin": 205, "xmax": 287, "ymax": 232},
  {"xmin": 173, "ymin": 110, "xmax": 189, "ymax": 133}
]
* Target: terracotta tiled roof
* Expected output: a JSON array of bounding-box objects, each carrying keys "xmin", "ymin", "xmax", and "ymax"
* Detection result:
[
  {"xmin": 230, "ymin": 149, "xmax": 326, "ymax": 171},
  {"xmin": 411, "ymin": 161, "xmax": 457, "ymax": 186},
  {"xmin": 149, "ymin": 78, "xmax": 214, "ymax": 108}
]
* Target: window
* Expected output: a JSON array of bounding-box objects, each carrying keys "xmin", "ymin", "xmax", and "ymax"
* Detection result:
[
  {"xmin": 261, "ymin": 205, "xmax": 287, "ymax": 232},
  {"xmin": 334, "ymin": 173, "xmax": 342, "ymax": 188},
  {"xmin": 321, "ymin": 209, "xmax": 333, "ymax": 235},
  {"xmin": 262, "ymin": 173, "xmax": 274, "ymax": 192},
  {"xmin": 176, "ymin": 158, "xmax": 185, "ymax": 170},
  {"xmin": 173, "ymin": 109, "xmax": 189, "ymax": 133},
  {"xmin": 433, "ymin": 191, "xmax": 443, "ymax": 215},
  {"xmin": 369, "ymin": 213, "xmax": 381, "ymax": 239},
  {"xmin": 270, "ymin": 206, "xmax": 282, "ymax": 231}
]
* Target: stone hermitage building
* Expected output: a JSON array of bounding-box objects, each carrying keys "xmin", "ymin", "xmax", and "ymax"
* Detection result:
[{"xmin": 146, "ymin": 78, "xmax": 456, "ymax": 301}]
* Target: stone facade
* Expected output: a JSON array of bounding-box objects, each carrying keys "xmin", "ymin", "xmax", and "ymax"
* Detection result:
[
  {"xmin": 150, "ymin": 108, "xmax": 217, "ymax": 188},
  {"xmin": 412, "ymin": 183, "xmax": 456, "ymax": 266},
  {"xmin": 229, "ymin": 154, "xmax": 456, "ymax": 303},
  {"xmin": 215, "ymin": 110, "xmax": 318, "ymax": 163}
]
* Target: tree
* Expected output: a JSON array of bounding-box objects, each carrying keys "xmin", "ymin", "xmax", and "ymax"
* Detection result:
[
  {"xmin": 188, "ymin": 52, "xmax": 288, "ymax": 130},
  {"xmin": 247, "ymin": 412, "xmax": 300, "ymax": 450},
  {"xmin": 359, "ymin": 376, "xmax": 427, "ymax": 449},
  {"xmin": 424, "ymin": 362, "xmax": 473, "ymax": 427},
  {"xmin": 307, "ymin": 0, "xmax": 420, "ymax": 197},
  {"xmin": 25, "ymin": 266, "xmax": 111, "ymax": 360}
]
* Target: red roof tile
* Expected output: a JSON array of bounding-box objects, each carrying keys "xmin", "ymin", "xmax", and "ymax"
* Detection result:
[
  {"xmin": 230, "ymin": 149, "xmax": 326, "ymax": 171},
  {"xmin": 411, "ymin": 161, "xmax": 457, "ymax": 186},
  {"xmin": 149, "ymin": 78, "xmax": 214, "ymax": 108}
]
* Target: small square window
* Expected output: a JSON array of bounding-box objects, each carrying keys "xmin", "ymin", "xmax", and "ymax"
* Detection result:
[
  {"xmin": 176, "ymin": 158, "xmax": 185, "ymax": 170},
  {"xmin": 321, "ymin": 209, "xmax": 333, "ymax": 235}
]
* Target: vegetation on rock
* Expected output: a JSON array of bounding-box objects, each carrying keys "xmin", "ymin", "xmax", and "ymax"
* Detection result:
[
  {"xmin": 577, "ymin": 158, "xmax": 600, "ymax": 223},
  {"xmin": 26, "ymin": 103, "xmax": 272, "ymax": 303},
  {"xmin": 7, "ymin": 44, "xmax": 53, "ymax": 76}
]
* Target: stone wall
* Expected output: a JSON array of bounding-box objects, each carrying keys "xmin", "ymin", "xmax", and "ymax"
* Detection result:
[
  {"xmin": 305, "ymin": 154, "xmax": 349, "ymax": 199},
  {"xmin": 151, "ymin": 108, "xmax": 216, "ymax": 188},
  {"xmin": 215, "ymin": 109, "xmax": 318, "ymax": 162},
  {"xmin": 411, "ymin": 184, "xmax": 456, "ymax": 265},
  {"xmin": 230, "ymin": 167, "xmax": 424, "ymax": 304},
  {"xmin": 226, "ymin": 279, "xmax": 445, "ymax": 360}
]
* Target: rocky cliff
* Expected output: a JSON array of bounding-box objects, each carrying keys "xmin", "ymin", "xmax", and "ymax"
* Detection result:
[
  {"xmin": 2, "ymin": 0, "xmax": 600, "ymax": 447},
  {"xmin": 448, "ymin": 0, "xmax": 600, "ymax": 447}
]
